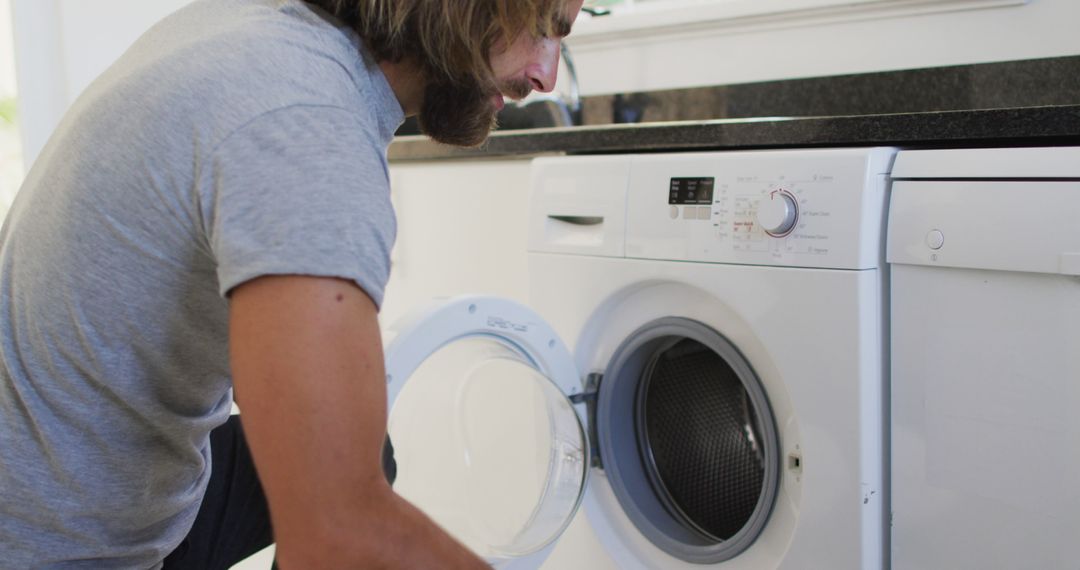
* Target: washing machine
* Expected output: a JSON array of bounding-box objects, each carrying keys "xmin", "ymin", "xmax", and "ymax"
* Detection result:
[
  {"xmin": 888, "ymin": 147, "xmax": 1080, "ymax": 569},
  {"xmin": 381, "ymin": 147, "xmax": 895, "ymax": 569}
]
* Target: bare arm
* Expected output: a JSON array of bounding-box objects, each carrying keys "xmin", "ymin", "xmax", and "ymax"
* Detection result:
[{"xmin": 229, "ymin": 275, "xmax": 488, "ymax": 569}]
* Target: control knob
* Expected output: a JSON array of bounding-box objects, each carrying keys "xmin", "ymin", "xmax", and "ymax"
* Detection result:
[{"xmin": 757, "ymin": 190, "xmax": 798, "ymax": 237}]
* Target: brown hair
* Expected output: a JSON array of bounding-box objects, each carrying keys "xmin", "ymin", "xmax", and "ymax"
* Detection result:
[{"xmin": 306, "ymin": 0, "xmax": 568, "ymax": 88}]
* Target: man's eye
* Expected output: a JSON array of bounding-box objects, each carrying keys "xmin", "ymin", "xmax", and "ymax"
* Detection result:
[
  {"xmin": 537, "ymin": 16, "xmax": 572, "ymax": 39},
  {"xmin": 552, "ymin": 17, "xmax": 573, "ymax": 38}
]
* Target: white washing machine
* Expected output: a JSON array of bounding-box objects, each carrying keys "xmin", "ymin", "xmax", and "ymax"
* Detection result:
[
  {"xmin": 888, "ymin": 147, "xmax": 1080, "ymax": 570},
  {"xmin": 381, "ymin": 147, "xmax": 895, "ymax": 569}
]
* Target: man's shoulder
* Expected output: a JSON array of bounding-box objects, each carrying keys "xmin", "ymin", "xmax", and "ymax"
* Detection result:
[
  {"xmin": 82, "ymin": 0, "xmax": 384, "ymax": 155},
  {"xmin": 101, "ymin": 2, "xmax": 356, "ymax": 116}
]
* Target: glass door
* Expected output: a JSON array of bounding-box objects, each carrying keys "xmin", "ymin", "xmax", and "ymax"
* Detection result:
[{"xmin": 383, "ymin": 296, "xmax": 589, "ymax": 568}]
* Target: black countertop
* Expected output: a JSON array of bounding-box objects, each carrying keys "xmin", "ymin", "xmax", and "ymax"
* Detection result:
[{"xmin": 388, "ymin": 55, "xmax": 1080, "ymax": 161}]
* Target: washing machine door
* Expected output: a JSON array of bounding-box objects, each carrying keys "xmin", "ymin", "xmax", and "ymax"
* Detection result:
[{"xmin": 383, "ymin": 295, "xmax": 590, "ymax": 569}]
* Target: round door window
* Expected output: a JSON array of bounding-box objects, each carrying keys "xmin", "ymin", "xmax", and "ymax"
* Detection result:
[
  {"xmin": 595, "ymin": 317, "xmax": 780, "ymax": 564},
  {"xmin": 388, "ymin": 335, "xmax": 587, "ymax": 563}
]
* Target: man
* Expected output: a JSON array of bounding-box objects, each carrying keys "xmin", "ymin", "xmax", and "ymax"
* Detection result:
[{"xmin": 0, "ymin": 0, "xmax": 584, "ymax": 567}]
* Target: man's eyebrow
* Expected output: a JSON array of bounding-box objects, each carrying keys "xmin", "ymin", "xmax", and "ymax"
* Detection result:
[{"xmin": 553, "ymin": 15, "xmax": 573, "ymax": 37}]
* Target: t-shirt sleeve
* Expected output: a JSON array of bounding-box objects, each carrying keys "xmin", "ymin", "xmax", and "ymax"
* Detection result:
[{"xmin": 201, "ymin": 104, "xmax": 395, "ymax": 307}]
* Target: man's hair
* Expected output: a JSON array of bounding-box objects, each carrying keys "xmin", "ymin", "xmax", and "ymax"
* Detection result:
[{"xmin": 307, "ymin": 0, "xmax": 569, "ymax": 88}]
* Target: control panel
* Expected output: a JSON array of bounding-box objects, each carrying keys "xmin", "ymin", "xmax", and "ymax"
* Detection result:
[{"xmin": 624, "ymin": 148, "xmax": 897, "ymax": 269}]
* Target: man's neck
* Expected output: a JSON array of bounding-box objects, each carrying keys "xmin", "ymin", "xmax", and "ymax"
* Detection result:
[{"xmin": 379, "ymin": 59, "xmax": 426, "ymax": 117}]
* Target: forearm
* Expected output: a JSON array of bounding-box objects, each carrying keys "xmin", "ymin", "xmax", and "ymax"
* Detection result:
[
  {"xmin": 273, "ymin": 485, "xmax": 488, "ymax": 569},
  {"xmin": 229, "ymin": 275, "xmax": 487, "ymax": 569}
]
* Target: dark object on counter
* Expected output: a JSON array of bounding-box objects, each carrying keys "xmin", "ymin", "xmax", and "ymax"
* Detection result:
[{"xmin": 613, "ymin": 92, "xmax": 652, "ymax": 124}]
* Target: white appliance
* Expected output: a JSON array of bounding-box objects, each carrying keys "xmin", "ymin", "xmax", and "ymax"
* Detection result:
[
  {"xmin": 381, "ymin": 147, "xmax": 896, "ymax": 569},
  {"xmin": 888, "ymin": 147, "xmax": 1080, "ymax": 570}
]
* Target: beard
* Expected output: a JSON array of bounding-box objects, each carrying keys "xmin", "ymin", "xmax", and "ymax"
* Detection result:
[{"xmin": 418, "ymin": 75, "xmax": 531, "ymax": 148}]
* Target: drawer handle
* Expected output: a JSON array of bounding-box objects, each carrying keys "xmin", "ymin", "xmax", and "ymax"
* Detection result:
[{"xmin": 548, "ymin": 215, "xmax": 603, "ymax": 226}]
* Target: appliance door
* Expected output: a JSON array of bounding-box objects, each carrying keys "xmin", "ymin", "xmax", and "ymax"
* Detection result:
[
  {"xmin": 888, "ymin": 180, "xmax": 1080, "ymax": 569},
  {"xmin": 382, "ymin": 295, "xmax": 590, "ymax": 569}
]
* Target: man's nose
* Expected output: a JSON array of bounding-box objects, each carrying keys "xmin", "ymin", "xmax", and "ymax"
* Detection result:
[{"xmin": 526, "ymin": 38, "xmax": 561, "ymax": 93}]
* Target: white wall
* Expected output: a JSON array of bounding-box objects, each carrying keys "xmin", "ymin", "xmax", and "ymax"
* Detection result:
[
  {"xmin": 10, "ymin": 0, "xmax": 192, "ymax": 169},
  {"xmin": 1, "ymin": 0, "xmax": 23, "ymax": 209},
  {"xmin": 0, "ymin": 0, "xmax": 15, "ymax": 98},
  {"xmin": 568, "ymin": 0, "xmax": 1080, "ymax": 94}
]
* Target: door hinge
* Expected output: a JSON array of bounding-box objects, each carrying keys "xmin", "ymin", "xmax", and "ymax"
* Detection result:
[{"xmin": 569, "ymin": 372, "xmax": 603, "ymax": 470}]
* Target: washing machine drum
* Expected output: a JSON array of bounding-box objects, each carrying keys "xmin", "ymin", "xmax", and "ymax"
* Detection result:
[
  {"xmin": 648, "ymin": 341, "xmax": 769, "ymax": 539},
  {"xmin": 382, "ymin": 298, "xmax": 779, "ymax": 568},
  {"xmin": 594, "ymin": 318, "xmax": 781, "ymax": 564}
]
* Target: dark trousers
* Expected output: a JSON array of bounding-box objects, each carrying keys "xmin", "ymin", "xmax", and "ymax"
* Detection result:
[
  {"xmin": 162, "ymin": 415, "xmax": 396, "ymax": 570},
  {"xmin": 162, "ymin": 415, "xmax": 273, "ymax": 570}
]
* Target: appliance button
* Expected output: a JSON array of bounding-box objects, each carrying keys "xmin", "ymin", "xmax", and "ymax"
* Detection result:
[
  {"xmin": 698, "ymin": 206, "xmax": 711, "ymax": 219},
  {"xmin": 670, "ymin": 205, "xmax": 679, "ymax": 219},
  {"xmin": 926, "ymin": 229, "xmax": 945, "ymax": 250}
]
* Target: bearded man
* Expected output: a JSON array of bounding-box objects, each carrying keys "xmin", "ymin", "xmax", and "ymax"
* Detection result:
[{"xmin": 0, "ymin": 0, "xmax": 583, "ymax": 567}]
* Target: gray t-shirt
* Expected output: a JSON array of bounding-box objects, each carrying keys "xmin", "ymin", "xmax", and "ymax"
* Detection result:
[{"xmin": 0, "ymin": 0, "xmax": 404, "ymax": 566}]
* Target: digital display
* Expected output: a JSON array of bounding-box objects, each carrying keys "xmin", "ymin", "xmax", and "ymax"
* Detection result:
[{"xmin": 669, "ymin": 177, "xmax": 715, "ymax": 205}]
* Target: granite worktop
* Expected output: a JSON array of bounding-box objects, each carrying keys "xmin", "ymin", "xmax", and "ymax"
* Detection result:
[{"xmin": 388, "ymin": 55, "xmax": 1080, "ymax": 161}]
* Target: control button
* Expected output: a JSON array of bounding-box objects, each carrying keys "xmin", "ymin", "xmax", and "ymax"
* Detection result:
[
  {"xmin": 681, "ymin": 207, "xmax": 694, "ymax": 220},
  {"xmin": 669, "ymin": 206, "xmax": 679, "ymax": 220},
  {"xmin": 926, "ymin": 229, "xmax": 944, "ymax": 250},
  {"xmin": 698, "ymin": 206, "xmax": 711, "ymax": 219},
  {"xmin": 757, "ymin": 190, "xmax": 798, "ymax": 237}
]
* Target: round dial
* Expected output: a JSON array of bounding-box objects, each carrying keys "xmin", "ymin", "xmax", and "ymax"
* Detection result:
[{"xmin": 756, "ymin": 190, "xmax": 798, "ymax": 237}]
